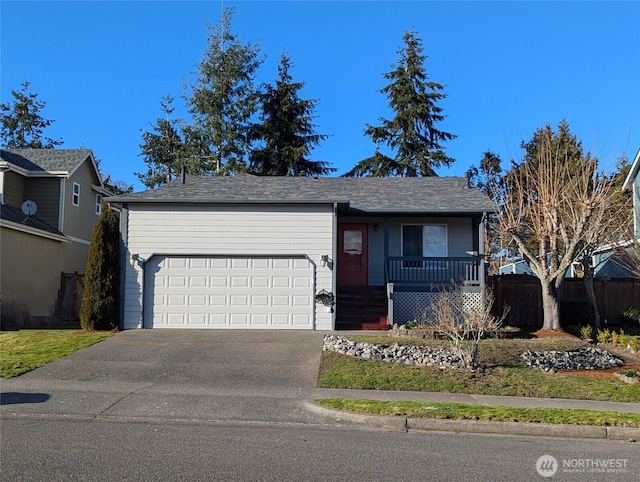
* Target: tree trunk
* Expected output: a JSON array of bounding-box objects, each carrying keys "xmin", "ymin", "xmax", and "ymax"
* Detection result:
[
  {"xmin": 582, "ymin": 257, "xmax": 601, "ymax": 329},
  {"xmin": 540, "ymin": 280, "xmax": 562, "ymax": 330}
]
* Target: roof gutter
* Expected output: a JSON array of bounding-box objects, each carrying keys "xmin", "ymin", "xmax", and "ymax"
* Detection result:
[{"xmin": 104, "ymin": 196, "xmax": 351, "ymax": 206}]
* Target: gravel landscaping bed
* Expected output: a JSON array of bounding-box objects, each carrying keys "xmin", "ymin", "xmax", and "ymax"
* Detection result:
[{"xmin": 323, "ymin": 335, "xmax": 625, "ymax": 373}]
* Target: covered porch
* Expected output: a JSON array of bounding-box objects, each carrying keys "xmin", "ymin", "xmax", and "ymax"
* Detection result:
[{"xmin": 334, "ymin": 214, "xmax": 487, "ymax": 330}]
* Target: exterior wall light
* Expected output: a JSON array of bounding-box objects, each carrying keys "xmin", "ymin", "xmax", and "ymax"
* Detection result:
[
  {"xmin": 130, "ymin": 254, "xmax": 145, "ymax": 267},
  {"xmin": 320, "ymin": 254, "xmax": 329, "ymax": 268}
]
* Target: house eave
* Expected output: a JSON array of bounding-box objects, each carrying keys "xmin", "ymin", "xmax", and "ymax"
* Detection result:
[
  {"xmin": 0, "ymin": 162, "xmax": 68, "ymax": 177},
  {"xmin": 0, "ymin": 219, "xmax": 70, "ymax": 242},
  {"xmin": 105, "ymin": 197, "xmax": 351, "ymax": 206},
  {"xmin": 344, "ymin": 208, "xmax": 495, "ymax": 215},
  {"xmin": 622, "ymin": 148, "xmax": 640, "ymax": 191}
]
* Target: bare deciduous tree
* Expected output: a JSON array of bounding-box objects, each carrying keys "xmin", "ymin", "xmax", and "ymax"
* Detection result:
[{"xmin": 492, "ymin": 124, "xmax": 613, "ymax": 331}]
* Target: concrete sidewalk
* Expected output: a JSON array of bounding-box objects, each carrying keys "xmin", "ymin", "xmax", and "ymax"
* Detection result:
[
  {"xmin": 3, "ymin": 376, "xmax": 640, "ymax": 441},
  {"xmin": 2, "ymin": 329, "xmax": 640, "ymax": 440}
]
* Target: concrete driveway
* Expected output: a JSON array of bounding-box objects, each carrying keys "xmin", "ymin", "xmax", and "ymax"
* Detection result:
[{"xmin": 18, "ymin": 329, "xmax": 326, "ymax": 389}]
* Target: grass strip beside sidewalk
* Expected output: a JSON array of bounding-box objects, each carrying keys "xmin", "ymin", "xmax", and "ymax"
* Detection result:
[
  {"xmin": 316, "ymin": 398, "xmax": 640, "ymax": 428},
  {"xmin": 0, "ymin": 330, "xmax": 114, "ymax": 378}
]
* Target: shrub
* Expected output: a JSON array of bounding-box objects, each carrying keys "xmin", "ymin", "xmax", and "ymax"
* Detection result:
[
  {"xmin": 611, "ymin": 330, "xmax": 620, "ymax": 345},
  {"xmin": 619, "ymin": 369, "xmax": 638, "ymax": 378},
  {"xmin": 618, "ymin": 333, "xmax": 632, "ymax": 348},
  {"xmin": 80, "ymin": 205, "xmax": 120, "ymax": 331},
  {"xmin": 580, "ymin": 325, "xmax": 593, "ymax": 342},
  {"xmin": 628, "ymin": 337, "xmax": 640, "ymax": 353},
  {"xmin": 596, "ymin": 328, "xmax": 611, "ymax": 344},
  {"xmin": 620, "ymin": 306, "xmax": 640, "ymax": 328},
  {"xmin": 431, "ymin": 286, "xmax": 509, "ymax": 371}
]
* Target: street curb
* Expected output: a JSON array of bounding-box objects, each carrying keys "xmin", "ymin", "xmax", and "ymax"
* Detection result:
[
  {"xmin": 407, "ymin": 418, "xmax": 607, "ymax": 439},
  {"xmin": 303, "ymin": 401, "xmax": 407, "ymax": 432},
  {"xmin": 305, "ymin": 401, "xmax": 640, "ymax": 440},
  {"xmin": 606, "ymin": 426, "xmax": 640, "ymax": 441}
]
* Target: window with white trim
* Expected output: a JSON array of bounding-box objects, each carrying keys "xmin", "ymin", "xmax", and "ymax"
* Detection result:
[
  {"xmin": 72, "ymin": 183, "xmax": 80, "ymax": 206},
  {"xmin": 95, "ymin": 194, "xmax": 102, "ymax": 215},
  {"xmin": 402, "ymin": 224, "xmax": 447, "ymax": 267}
]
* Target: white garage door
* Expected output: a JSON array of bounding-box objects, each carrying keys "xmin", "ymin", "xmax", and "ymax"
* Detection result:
[{"xmin": 147, "ymin": 256, "xmax": 314, "ymax": 329}]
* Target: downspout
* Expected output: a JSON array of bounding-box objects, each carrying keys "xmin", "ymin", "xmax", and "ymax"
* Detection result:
[
  {"xmin": 117, "ymin": 204, "xmax": 129, "ymax": 330},
  {"xmin": 129, "ymin": 253, "xmax": 146, "ymax": 329},
  {"xmin": 332, "ymin": 203, "xmax": 338, "ymax": 330}
]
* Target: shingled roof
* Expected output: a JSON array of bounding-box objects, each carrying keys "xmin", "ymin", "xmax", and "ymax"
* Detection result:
[
  {"xmin": 107, "ymin": 174, "xmax": 495, "ymax": 214},
  {"xmin": 0, "ymin": 149, "xmax": 94, "ymax": 173},
  {"xmin": 0, "ymin": 204, "xmax": 65, "ymax": 236}
]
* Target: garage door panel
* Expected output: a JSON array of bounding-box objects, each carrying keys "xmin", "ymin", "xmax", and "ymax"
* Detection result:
[
  {"xmin": 189, "ymin": 258, "xmax": 208, "ymax": 269},
  {"xmin": 149, "ymin": 256, "xmax": 313, "ymax": 329},
  {"xmin": 189, "ymin": 276, "xmax": 207, "ymax": 287},
  {"xmin": 210, "ymin": 276, "xmax": 228, "ymax": 287}
]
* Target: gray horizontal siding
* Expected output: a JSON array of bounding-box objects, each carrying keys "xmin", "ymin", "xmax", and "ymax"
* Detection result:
[{"xmin": 122, "ymin": 204, "xmax": 335, "ymax": 330}]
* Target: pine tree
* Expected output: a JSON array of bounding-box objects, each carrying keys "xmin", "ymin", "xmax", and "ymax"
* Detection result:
[
  {"xmin": 137, "ymin": 95, "xmax": 194, "ymax": 189},
  {"xmin": 470, "ymin": 150, "xmax": 504, "ymax": 274},
  {"xmin": 250, "ymin": 54, "xmax": 334, "ymax": 176},
  {"xmin": 185, "ymin": 7, "xmax": 263, "ymax": 175},
  {"xmin": 346, "ymin": 31, "xmax": 455, "ymax": 177},
  {"xmin": 0, "ymin": 82, "xmax": 63, "ymax": 148},
  {"xmin": 80, "ymin": 205, "xmax": 120, "ymax": 331}
]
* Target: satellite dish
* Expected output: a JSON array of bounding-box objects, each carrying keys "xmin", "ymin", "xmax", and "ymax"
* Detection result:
[{"xmin": 22, "ymin": 200, "xmax": 37, "ymax": 216}]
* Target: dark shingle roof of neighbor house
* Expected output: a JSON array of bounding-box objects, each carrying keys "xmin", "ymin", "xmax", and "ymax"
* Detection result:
[
  {"xmin": 0, "ymin": 149, "xmax": 93, "ymax": 173},
  {"xmin": 107, "ymin": 174, "xmax": 496, "ymax": 213},
  {"xmin": 0, "ymin": 203, "xmax": 65, "ymax": 236}
]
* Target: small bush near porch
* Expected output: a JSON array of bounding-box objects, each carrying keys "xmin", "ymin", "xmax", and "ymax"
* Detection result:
[
  {"xmin": 318, "ymin": 336, "xmax": 640, "ymax": 403},
  {"xmin": 0, "ymin": 330, "xmax": 114, "ymax": 378}
]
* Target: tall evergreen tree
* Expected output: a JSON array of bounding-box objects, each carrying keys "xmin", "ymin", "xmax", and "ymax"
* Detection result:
[
  {"xmin": 346, "ymin": 31, "xmax": 456, "ymax": 177},
  {"xmin": 0, "ymin": 82, "xmax": 63, "ymax": 148},
  {"xmin": 250, "ymin": 54, "xmax": 334, "ymax": 176},
  {"xmin": 185, "ymin": 7, "xmax": 263, "ymax": 175},
  {"xmin": 80, "ymin": 205, "xmax": 120, "ymax": 331},
  {"xmin": 137, "ymin": 94, "xmax": 194, "ymax": 189},
  {"xmin": 470, "ymin": 150, "xmax": 504, "ymax": 274}
]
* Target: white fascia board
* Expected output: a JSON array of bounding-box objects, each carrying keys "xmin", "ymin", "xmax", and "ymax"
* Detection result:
[
  {"xmin": 70, "ymin": 152, "xmax": 105, "ymax": 190},
  {"xmin": 0, "ymin": 161, "xmax": 68, "ymax": 177},
  {"xmin": 92, "ymin": 183, "xmax": 113, "ymax": 196},
  {"xmin": 622, "ymin": 148, "xmax": 640, "ymax": 191}
]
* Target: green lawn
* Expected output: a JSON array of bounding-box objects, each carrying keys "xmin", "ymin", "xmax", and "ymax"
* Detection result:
[
  {"xmin": 0, "ymin": 330, "xmax": 114, "ymax": 378},
  {"xmin": 318, "ymin": 337, "xmax": 640, "ymax": 402},
  {"xmin": 316, "ymin": 398, "xmax": 640, "ymax": 427}
]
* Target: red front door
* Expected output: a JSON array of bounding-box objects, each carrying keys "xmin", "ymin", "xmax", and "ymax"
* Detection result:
[{"xmin": 338, "ymin": 223, "xmax": 368, "ymax": 286}]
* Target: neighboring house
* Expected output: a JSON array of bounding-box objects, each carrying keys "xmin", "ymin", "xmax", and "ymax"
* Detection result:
[
  {"xmin": 106, "ymin": 174, "xmax": 495, "ymax": 331},
  {"xmin": 499, "ymin": 260, "xmax": 535, "ymax": 276},
  {"xmin": 0, "ymin": 149, "xmax": 110, "ymax": 322},
  {"xmin": 623, "ymin": 148, "xmax": 640, "ymax": 239},
  {"xmin": 499, "ymin": 251, "xmax": 634, "ymax": 279}
]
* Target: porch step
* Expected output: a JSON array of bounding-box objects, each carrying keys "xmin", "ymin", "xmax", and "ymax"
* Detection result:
[{"xmin": 336, "ymin": 286, "xmax": 389, "ymax": 331}]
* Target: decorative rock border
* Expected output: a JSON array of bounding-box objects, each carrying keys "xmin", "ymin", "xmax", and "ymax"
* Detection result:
[
  {"xmin": 323, "ymin": 335, "xmax": 465, "ymax": 370},
  {"xmin": 521, "ymin": 347, "xmax": 624, "ymax": 373}
]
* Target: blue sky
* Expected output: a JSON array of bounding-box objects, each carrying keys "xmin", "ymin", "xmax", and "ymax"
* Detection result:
[{"xmin": 2, "ymin": 1, "xmax": 638, "ymax": 191}]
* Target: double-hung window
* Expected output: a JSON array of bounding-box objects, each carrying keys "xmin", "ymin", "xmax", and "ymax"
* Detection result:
[
  {"xmin": 402, "ymin": 224, "xmax": 447, "ymax": 267},
  {"xmin": 95, "ymin": 194, "xmax": 103, "ymax": 215},
  {"xmin": 72, "ymin": 183, "xmax": 80, "ymax": 206}
]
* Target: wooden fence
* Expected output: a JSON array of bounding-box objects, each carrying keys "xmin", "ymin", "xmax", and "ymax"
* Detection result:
[
  {"xmin": 488, "ymin": 275, "xmax": 640, "ymax": 328},
  {"xmin": 55, "ymin": 272, "xmax": 85, "ymax": 324}
]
